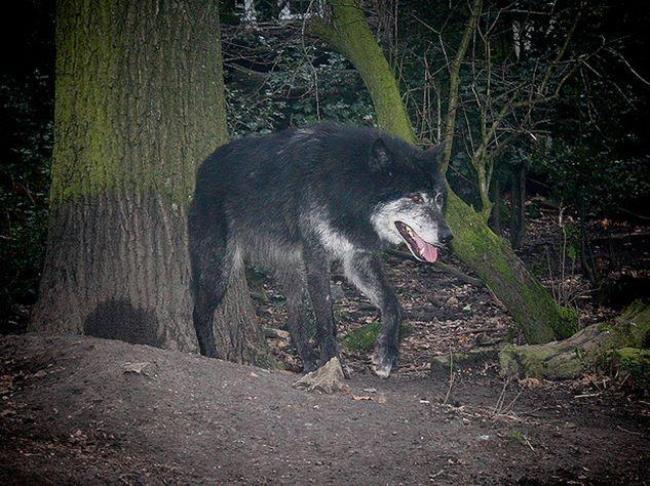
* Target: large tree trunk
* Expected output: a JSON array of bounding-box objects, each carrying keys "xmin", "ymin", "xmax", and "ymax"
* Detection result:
[
  {"xmin": 312, "ymin": 0, "xmax": 573, "ymax": 343},
  {"xmin": 31, "ymin": 0, "xmax": 267, "ymax": 362}
]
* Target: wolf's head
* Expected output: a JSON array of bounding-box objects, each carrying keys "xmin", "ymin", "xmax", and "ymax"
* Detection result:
[{"xmin": 368, "ymin": 138, "xmax": 453, "ymax": 263}]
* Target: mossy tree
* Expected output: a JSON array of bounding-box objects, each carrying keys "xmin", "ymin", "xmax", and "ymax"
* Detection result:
[
  {"xmin": 31, "ymin": 0, "xmax": 267, "ymax": 363},
  {"xmin": 312, "ymin": 0, "xmax": 572, "ymax": 344}
]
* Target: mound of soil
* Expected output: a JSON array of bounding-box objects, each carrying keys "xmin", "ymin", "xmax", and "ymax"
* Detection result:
[{"xmin": 1, "ymin": 334, "xmax": 648, "ymax": 485}]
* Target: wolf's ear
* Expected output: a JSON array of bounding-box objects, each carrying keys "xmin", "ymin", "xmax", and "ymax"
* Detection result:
[
  {"xmin": 369, "ymin": 138, "xmax": 392, "ymax": 172},
  {"xmin": 423, "ymin": 143, "xmax": 445, "ymax": 173}
]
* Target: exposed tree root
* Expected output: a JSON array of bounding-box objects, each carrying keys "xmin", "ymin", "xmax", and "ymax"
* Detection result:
[
  {"xmin": 500, "ymin": 301, "xmax": 650, "ymax": 390},
  {"xmin": 500, "ymin": 324, "xmax": 609, "ymax": 380}
]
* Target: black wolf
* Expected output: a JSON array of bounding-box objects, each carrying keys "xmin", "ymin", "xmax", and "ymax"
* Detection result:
[{"xmin": 189, "ymin": 123, "xmax": 452, "ymax": 377}]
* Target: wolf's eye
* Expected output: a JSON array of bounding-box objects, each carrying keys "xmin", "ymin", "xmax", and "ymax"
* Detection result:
[
  {"xmin": 409, "ymin": 194, "xmax": 424, "ymax": 204},
  {"xmin": 435, "ymin": 193, "xmax": 444, "ymax": 207}
]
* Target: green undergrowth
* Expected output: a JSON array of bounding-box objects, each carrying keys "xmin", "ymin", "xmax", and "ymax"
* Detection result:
[
  {"xmin": 342, "ymin": 322, "xmax": 412, "ymax": 352},
  {"xmin": 615, "ymin": 348, "xmax": 650, "ymax": 391}
]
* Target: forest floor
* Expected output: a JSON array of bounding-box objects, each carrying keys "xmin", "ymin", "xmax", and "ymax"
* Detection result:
[
  {"xmin": 1, "ymin": 201, "xmax": 649, "ymax": 485},
  {"xmin": 0, "ymin": 333, "xmax": 648, "ymax": 485}
]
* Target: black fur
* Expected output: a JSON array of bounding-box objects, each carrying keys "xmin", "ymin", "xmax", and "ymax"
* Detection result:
[{"xmin": 189, "ymin": 123, "xmax": 451, "ymax": 376}]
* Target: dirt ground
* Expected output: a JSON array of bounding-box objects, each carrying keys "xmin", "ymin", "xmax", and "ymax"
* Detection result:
[{"xmin": 0, "ymin": 329, "xmax": 648, "ymax": 485}]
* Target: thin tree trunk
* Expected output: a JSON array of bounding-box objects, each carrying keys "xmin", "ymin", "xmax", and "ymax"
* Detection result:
[
  {"xmin": 510, "ymin": 163, "xmax": 527, "ymax": 249},
  {"xmin": 440, "ymin": 0, "xmax": 483, "ymax": 173},
  {"xmin": 311, "ymin": 2, "xmax": 415, "ymax": 141},
  {"xmin": 312, "ymin": 0, "xmax": 573, "ymax": 343},
  {"xmin": 489, "ymin": 177, "xmax": 502, "ymax": 235},
  {"xmin": 32, "ymin": 0, "xmax": 268, "ymax": 362},
  {"xmin": 578, "ymin": 201, "xmax": 597, "ymax": 285}
]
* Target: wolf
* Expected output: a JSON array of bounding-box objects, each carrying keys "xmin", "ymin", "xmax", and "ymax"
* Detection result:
[{"xmin": 189, "ymin": 123, "xmax": 452, "ymax": 377}]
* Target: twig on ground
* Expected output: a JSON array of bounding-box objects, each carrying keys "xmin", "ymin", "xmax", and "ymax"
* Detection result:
[
  {"xmin": 616, "ymin": 425, "xmax": 642, "ymax": 436},
  {"xmin": 443, "ymin": 349, "xmax": 455, "ymax": 405},
  {"xmin": 493, "ymin": 376, "xmax": 521, "ymax": 416}
]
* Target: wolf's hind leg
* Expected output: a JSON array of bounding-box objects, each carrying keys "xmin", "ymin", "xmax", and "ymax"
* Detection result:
[
  {"xmin": 190, "ymin": 230, "xmax": 237, "ymax": 358},
  {"xmin": 277, "ymin": 268, "xmax": 319, "ymax": 372},
  {"xmin": 302, "ymin": 244, "xmax": 339, "ymax": 365},
  {"xmin": 343, "ymin": 251, "xmax": 402, "ymax": 378}
]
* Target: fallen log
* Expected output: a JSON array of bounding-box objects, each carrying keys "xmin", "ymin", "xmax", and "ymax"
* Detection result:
[{"xmin": 499, "ymin": 300, "xmax": 650, "ymax": 392}]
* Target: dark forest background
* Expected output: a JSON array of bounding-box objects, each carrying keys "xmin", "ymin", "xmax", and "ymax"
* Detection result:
[{"xmin": 1, "ymin": 0, "xmax": 649, "ymax": 334}]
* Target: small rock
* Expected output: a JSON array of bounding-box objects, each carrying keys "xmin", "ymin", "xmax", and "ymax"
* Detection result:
[
  {"xmin": 122, "ymin": 362, "xmax": 151, "ymax": 374},
  {"xmin": 293, "ymin": 357, "xmax": 349, "ymax": 394}
]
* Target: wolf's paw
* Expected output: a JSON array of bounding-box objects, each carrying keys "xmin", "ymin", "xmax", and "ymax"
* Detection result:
[{"xmin": 371, "ymin": 346, "xmax": 398, "ymax": 379}]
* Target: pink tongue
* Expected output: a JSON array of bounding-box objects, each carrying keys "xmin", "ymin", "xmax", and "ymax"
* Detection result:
[{"xmin": 412, "ymin": 232, "xmax": 438, "ymax": 263}]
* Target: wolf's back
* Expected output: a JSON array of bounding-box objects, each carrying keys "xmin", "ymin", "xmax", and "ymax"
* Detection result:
[{"xmin": 190, "ymin": 123, "xmax": 418, "ymax": 234}]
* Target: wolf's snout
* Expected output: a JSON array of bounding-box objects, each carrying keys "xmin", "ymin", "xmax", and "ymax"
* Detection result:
[{"xmin": 439, "ymin": 225, "xmax": 453, "ymax": 245}]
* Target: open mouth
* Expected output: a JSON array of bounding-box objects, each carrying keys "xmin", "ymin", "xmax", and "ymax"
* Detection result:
[{"xmin": 395, "ymin": 221, "xmax": 439, "ymax": 263}]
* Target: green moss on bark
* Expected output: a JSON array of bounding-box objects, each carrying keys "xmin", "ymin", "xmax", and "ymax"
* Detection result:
[
  {"xmin": 35, "ymin": 1, "xmax": 271, "ymax": 361},
  {"xmin": 619, "ymin": 300, "xmax": 650, "ymax": 348},
  {"xmin": 499, "ymin": 324, "xmax": 608, "ymax": 379},
  {"xmin": 51, "ymin": 0, "xmax": 227, "ymax": 206},
  {"xmin": 500, "ymin": 342, "xmax": 589, "ymax": 379},
  {"xmin": 500, "ymin": 302, "xmax": 650, "ymax": 384}
]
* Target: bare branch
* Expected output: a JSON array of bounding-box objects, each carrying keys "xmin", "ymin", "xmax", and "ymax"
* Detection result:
[
  {"xmin": 440, "ymin": 0, "xmax": 484, "ymax": 174},
  {"xmin": 607, "ymin": 47, "xmax": 650, "ymax": 86}
]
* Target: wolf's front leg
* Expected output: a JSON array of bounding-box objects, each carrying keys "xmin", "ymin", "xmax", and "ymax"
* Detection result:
[
  {"xmin": 302, "ymin": 244, "xmax": 339, "ymax": 365},
  {"xmin": 343, "ymin": 251, "xmax": 402, "ymax": 378}
]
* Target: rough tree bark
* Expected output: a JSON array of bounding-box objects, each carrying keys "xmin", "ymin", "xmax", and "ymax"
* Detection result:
[
  {"xmin": 31, "ymin": 0, "xmax": 268, "ymax": 363},
  {"xmin": 312, "ymin": 0, "xmax": 573, "ymax": 343}
]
